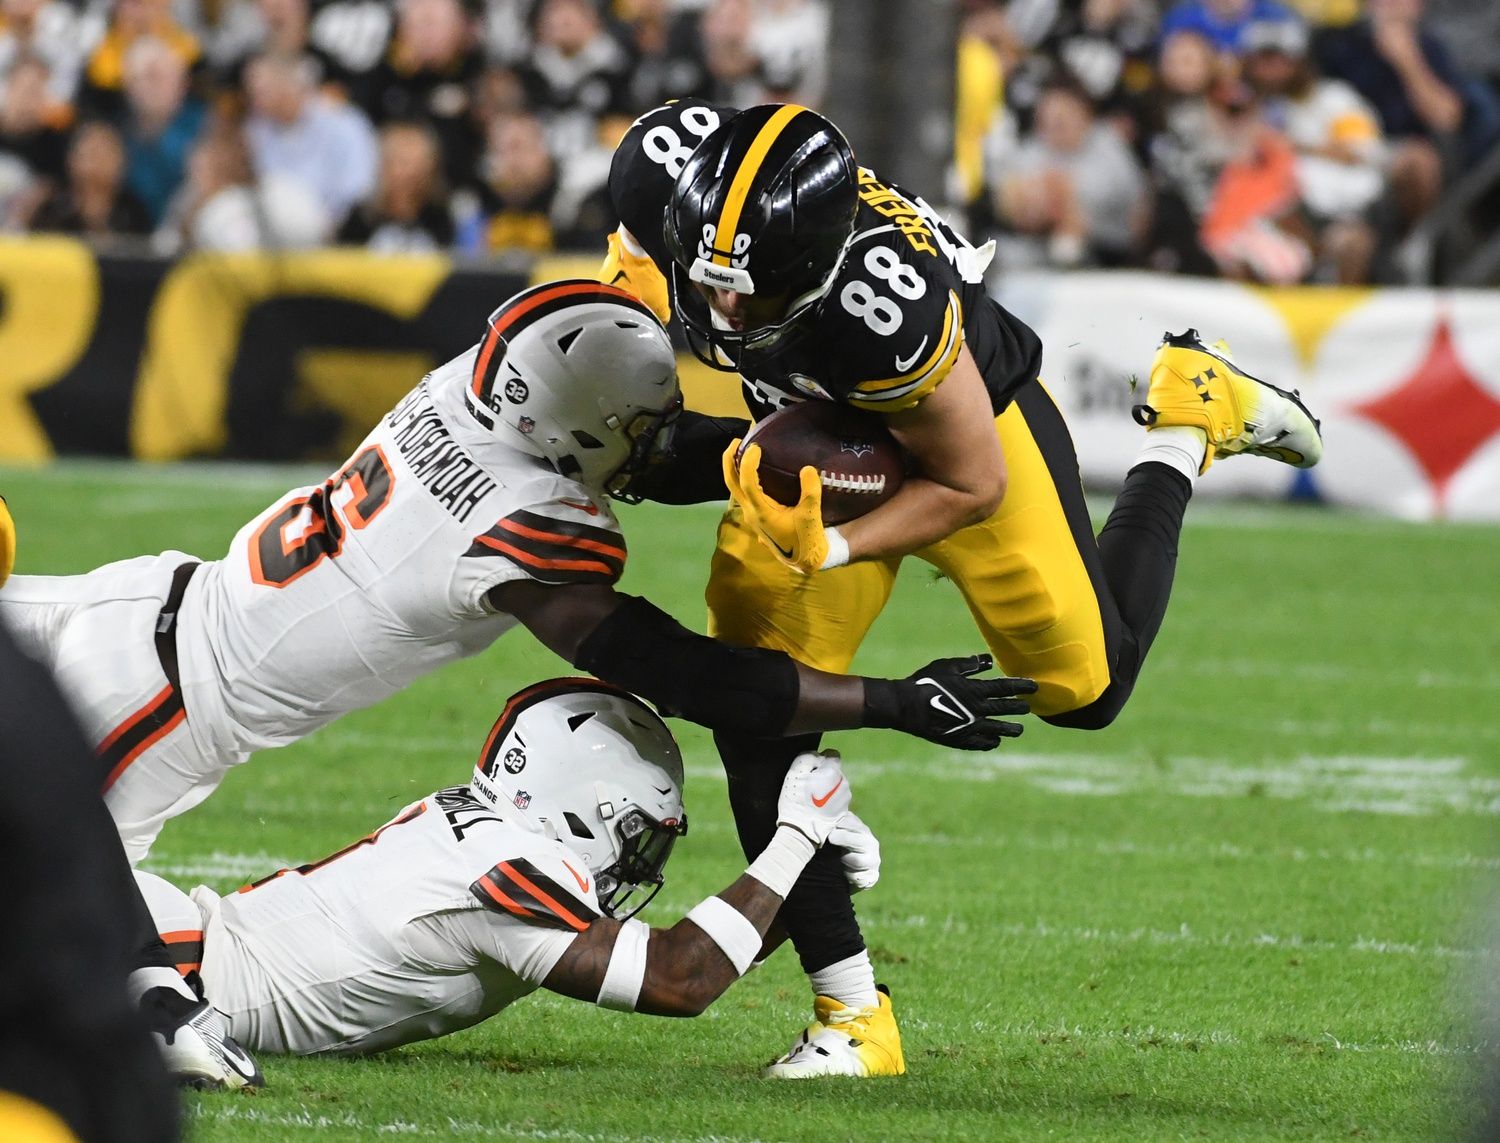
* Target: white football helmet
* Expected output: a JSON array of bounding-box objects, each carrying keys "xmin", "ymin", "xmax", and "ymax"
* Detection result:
[
  {"xmin": 471, "ymin": 679, "xmax": 687, "ymax": 919},
  {"xmin": 463, "ymin": 280, "xmax": 682, "ymax": 500}
]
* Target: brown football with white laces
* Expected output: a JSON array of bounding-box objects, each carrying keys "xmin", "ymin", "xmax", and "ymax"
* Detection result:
[{"xmin": 735, "ymin": 401, "xmax": 906, "ymax": 525}]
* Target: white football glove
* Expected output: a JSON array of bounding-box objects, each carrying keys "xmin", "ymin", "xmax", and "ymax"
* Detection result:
[
  {"xmin": 776, "ymin": 750, "xmax": 852, "ymax": 847},
  {"xmin": 828, "ymin": 812, "xmax": 881, "ymax": 893}
]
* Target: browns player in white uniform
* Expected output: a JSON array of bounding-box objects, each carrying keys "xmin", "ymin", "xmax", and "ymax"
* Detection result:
[
  {"xmin": 1, "ymin": 280, "xmax": 1030, "ymax": 865},
  {"xmin": 0, "ymin": 281, "xmax": 1031, "ymax": 1083},
  {"xmin": 137, "ymin": 682, "xmax": 882, "ymax": 1057}
]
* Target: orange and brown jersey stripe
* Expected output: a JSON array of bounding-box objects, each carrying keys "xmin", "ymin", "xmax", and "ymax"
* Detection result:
[
  {"xmin": 98, "ymin": 683, "xmax": 187, "ymax": 793},
  {"xmin": 471, "ymin": 280, "xmax": 660, "ymax": 406},
  {"xmin": 160, "ymin": 928, "xmax": 205, "ymax": 975},
  {"xmin": 470, "ymin": 858, "xmax": 599, "ymax": 931},
  {"xmin": 465, "ymin": 509, "xmax": 627, "ymax": 585}
]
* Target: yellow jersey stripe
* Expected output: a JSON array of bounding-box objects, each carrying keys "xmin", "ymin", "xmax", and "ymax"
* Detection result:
[
  {"xmin": 712, "ymin": 105, "xmax": 806, "ymax": 267},
  {"xmin": 850, "ymin": 291, "xmax": 963, "ymax": 410}
]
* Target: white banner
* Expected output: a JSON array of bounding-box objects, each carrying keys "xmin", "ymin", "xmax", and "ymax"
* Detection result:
[{"xmin": 994, "ymin": 272, "xmax": 1500, "ymax": 521}]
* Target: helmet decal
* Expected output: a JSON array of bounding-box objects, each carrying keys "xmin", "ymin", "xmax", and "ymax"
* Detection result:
[{"xmin": 502, "ymin": 744, "xmax": 526, "ymax": 773}]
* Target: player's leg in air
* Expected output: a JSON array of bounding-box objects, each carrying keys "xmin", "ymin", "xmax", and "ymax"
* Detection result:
[
  {"xmin": 927, "ymin": 331, "xmax": 1324, "ymax": 733},
  {"xmin": 599, "ymin": 98, "xmax": 1323, "ymax": 1076}
]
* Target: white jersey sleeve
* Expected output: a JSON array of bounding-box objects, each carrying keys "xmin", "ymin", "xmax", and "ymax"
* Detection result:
[
  {"xmin": 445, "ymin": 832, "xmax": 609, "ymax": 987},
  {"xmin": 198, "ymin": 786, "xmax": 611, "ymax": 1056},
  {"xmin": 461, "ymin": 484, "xmax": 627, "ymax": 607},
  {"xmin": 173, "ymin": 349, "xmax": 631, "ymax": 757}
]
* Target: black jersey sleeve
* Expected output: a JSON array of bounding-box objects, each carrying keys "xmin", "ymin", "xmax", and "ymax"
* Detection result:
[
  {"xmin": 819, "ymin": 232, "xmax": 969, "ymax": 413},
  {"xmin": 817, "ymin": 167, "xmax": 1043, "ymax": 414},
  {"xmin": 607, "ymin": 99, "xmax": 737, "ymax": 268}
]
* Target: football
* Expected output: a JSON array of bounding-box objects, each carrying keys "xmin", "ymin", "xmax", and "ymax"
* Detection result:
[{"xmin": 736, "ymin": 401, "xmax": 906, "ymax": 525}]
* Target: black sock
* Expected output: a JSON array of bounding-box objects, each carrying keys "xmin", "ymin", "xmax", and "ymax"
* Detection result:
[
  {"xmin": 714, "ymin": 731, "xmax": 865, "ymax": 974},
  {"xmin": 1098, "ymin": 460, "xmax": 1192, "ymax": 660}
]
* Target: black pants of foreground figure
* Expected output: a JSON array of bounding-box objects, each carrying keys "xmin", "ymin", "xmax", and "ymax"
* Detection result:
[{"xmin": 0, "ymin": 618, "xmax": 180, "ymax": 1143}]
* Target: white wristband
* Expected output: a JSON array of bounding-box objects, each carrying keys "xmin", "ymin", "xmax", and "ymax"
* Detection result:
[
  {"xmin": 745, "ymin": 824, "xmax": 818, "ymax": 898},
  {"xmin": 685, "ymin": 895, "xmax": 762, "ymax": 976},
  {"xmin": 819, "ymin": 526, "xmax": 850, "ymax": 571},
  {"xmin": 616, "ymin": 224, "xmax": 647, "ymax": 258},
  {"xmin": 596, "ymin": 917, "xmax": 649, "ymax": 1011}
]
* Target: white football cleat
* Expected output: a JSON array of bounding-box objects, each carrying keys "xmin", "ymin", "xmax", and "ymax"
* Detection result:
[
  {"xmin": 141, "ymin": 986, "xmax": 264, "ymax": 1090},
  {"xmin": 762, "ymin": 986, "xmax": 906, "ymax": 1079}
]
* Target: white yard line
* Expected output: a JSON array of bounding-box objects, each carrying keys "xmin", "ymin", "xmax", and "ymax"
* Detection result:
[
  {"xmin": 142, "ymin": 851, "xmax": 292, "ymax": 881},
  {"xmin": 191, "ymin": 1104, "xmax": 765, "ymax": 1142},
  {"xmin": 686, "ymin": 751, "xmax": 1500, "ymax": 817},
  {"xmin": 0, "ymin": 459, "xmax": 326, "ymax": 489},
  {"xmin": 686, "ymin": 817, "xmax": 1500, "ymax": 871},
  {"xmin": 870, "ymin": 915, "xmax": 1492, "ymax": 960},
  {"xmin": 312, "ymin": 727, "xmax": 473, "ymax": 756},
  {"xmin": 902, "ymin": 1017, "xmax": 1484, "ymax": 1057},
  {"xmin": 1156, "ymin": 656, "xmax": 1500, "ymax": 692}
]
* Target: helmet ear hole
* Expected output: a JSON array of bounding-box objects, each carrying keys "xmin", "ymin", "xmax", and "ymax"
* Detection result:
[{"xmin": 564, "ymin": 811, "xmax": 596, "ymax": 840}]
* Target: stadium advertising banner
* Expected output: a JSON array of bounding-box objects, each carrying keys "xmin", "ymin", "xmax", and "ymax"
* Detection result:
[
  {"xmin": 998, "ymin": 272, "xmax": 1500, "ymax": 521},
  {"xmin": 0, "ymin": 238, "xmax": 527, "ymax": 464},
  {"xmin": 4, "ymin": 240, "xmax": 1498, "ymax": 522}
]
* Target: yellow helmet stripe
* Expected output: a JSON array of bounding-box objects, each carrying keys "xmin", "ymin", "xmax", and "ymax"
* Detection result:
[{"xmin": 711, "ymin": 104, "xmax": 808, "ymax": 269}]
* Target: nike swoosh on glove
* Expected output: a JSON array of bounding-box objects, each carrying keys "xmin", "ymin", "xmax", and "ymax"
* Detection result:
[
  {"xmin": 861, "ymin": 653, "xmax": 1037, "ymax": 750},
  {"xmin": 776, "ymin": 750, "xmax": 853, "ymax": 846}
]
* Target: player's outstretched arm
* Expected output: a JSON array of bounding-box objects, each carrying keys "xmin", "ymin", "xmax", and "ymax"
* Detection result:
[
  {"xmin": 491, "ymin": 580, "xmax": 1036, "ymax": 749},
  {"xmin": 543, "ymin": 752, "xmax": 869, "ymax": 1016}
]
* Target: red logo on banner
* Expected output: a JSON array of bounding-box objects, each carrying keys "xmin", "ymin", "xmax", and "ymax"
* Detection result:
[{"xmin": 1350, "ymin": 315, "xmax": 1500, "ymax": 507}]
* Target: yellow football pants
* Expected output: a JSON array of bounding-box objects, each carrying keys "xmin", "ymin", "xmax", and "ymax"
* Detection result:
[{"xmin": 707, "ymin": 380, "xmax": 1117, "ymax": 718}]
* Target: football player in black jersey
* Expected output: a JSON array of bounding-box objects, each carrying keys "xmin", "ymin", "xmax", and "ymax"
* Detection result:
[{"xmin": 598, "ymin": 100, "xmax": 1325, "ymax": 1078}]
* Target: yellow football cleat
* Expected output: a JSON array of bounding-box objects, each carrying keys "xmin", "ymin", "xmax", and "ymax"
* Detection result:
[
  {"xmin": 0, "ymin": 495, "xmax": 15, "ymax": 590},
  {"xmin": 1135, "ymin": 329, "xmax": 1323, "ymax": 474},
  {"xmin": 762, "ymin": 985, "xmax": 906, "ymax": 1079}
]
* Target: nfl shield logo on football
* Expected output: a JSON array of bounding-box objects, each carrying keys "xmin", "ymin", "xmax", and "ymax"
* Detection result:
[
  {"xmin": 841, "ymin": 438, "xmax": 875, "ymax": 458},
  {"xmin": 513, "ymin": 790, "xmax": 532, "ymax": 809}
]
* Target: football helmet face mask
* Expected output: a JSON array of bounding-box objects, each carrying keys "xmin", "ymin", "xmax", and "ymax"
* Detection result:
[
  {"xmin": 662, "ymin": 104, "xmax": 859, "ymax": 371},
  {"xmin": 471, "ymin": 679, "xmax": 687, "ymax": 920},
  {"xmin": 463, "ymin": 280, "xmax": 682, "ymax": 499}
]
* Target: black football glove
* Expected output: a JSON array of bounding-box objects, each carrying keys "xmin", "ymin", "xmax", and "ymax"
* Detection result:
[{"xmin": 863, "ymin": 654, "xmax": 1037, "ymax": 750}]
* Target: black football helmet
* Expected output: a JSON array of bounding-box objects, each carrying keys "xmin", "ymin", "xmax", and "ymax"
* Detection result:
[{"xmin": 662, "ymin": 104, "xmax": 859, "ymax": 371}]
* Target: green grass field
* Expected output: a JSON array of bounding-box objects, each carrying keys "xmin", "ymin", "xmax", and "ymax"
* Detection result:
[{"xmin": 4, "ymin": 461, "xmax": 1498, "ymax": 1142}]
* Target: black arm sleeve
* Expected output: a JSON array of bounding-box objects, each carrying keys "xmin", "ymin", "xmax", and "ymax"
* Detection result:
[
  {"xmin": 625, "ymin": 411, "xmax": 750, "ymax": 505},
  {"xmin": 574, "ymin": 594, "xmax": 798, "ymax": 735}
]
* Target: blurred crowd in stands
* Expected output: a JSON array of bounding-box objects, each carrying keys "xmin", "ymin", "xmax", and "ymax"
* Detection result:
[
  {"xmin": 0, "ymin": 0, "xmax": 827, "ymax": 257},
  {"xmin": 0, "ymin": 0, "xmax": 1495, "ymax": 286},
  {"xmin": 958, "ymin": 0, "xmax": 1500, "ymax": 283}
]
